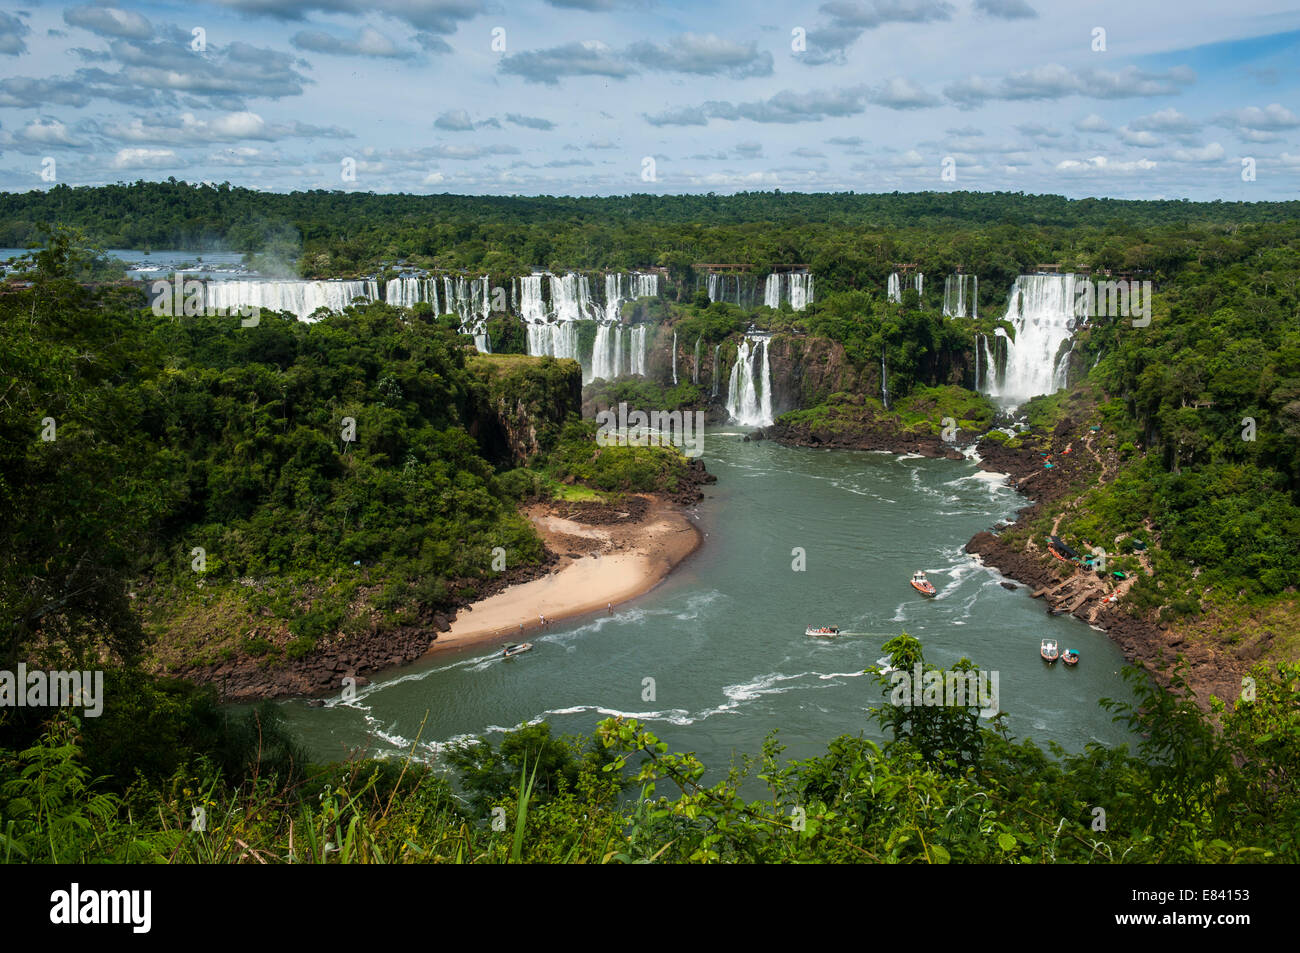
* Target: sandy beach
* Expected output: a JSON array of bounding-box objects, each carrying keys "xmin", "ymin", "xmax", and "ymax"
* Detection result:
[{"xmin": 428, "ymin": 496, "xmax": 701, "ymax": 654}]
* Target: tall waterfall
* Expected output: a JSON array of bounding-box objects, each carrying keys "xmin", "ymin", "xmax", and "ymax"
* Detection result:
[
  {"xmin": 887, "ymin": 272, "xmax": 922, "ymax": 304},
  {"xmin": 671, "ymin": 330, "xmax": 678, "ymax": 385},
  {"xmin": 761, "ymin": 272, "xmax": 814, "ymax": 311},
  {"xmin": 764, "ymin": 274, "xmax": 781, "ymax": 309},
  {"xmin": 943, "ymin": 274, "xmax": 977, "ymax": 318},
  {"xmin": 203, "ymin": 279, "xmax": 379, "ymax": 322},
  {"xmin": 528, "ymin": 321, "xmax": 580, "ymax": 360},
  {"xmin": 979, "ymin": 274, "xmax": 1085, "ymax": 405},
  {"xmin": 705, "ymin": 273, "xmax": 759, "ymax": 309},
  {"xmin": 518, "ymin": 275, "xmax": 547, "ymax": 322},
  {"xmin": 880, "ymin": 346, "xmax": 890, "ymax": 410},
  {"xmin": 550, "ymin": 273, "xmax": 594, "ymax": 322},
  {"xmin": 693, "ymin": 336, "xmax": 701, "ymax": 384},
  {"xmin": 726, "ymin": 337, "xmax": 773, "ymax": 427},
  {"xmin": 384, "ymin": 276, "xmax": 439, "ymax": 312},
  {"xmin": 604, "ymin": 272, "xmax": 659, "ymax": 321},
  {"xmin": 712, "ymin": 343, "xmax": 721, "ymax": 397},
  {"xmin": 789, "ymin": 273, "xmax": 813, "ymax": 310},
  {"xmin": 629, "ymin": 325, "xmax": 648, "ymax": 376}
]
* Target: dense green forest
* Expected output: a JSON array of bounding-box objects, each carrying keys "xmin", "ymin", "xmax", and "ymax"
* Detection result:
[
  {"xmin": 0, "ymin": 229, "xmax": 691, "ymax": 680},
  {"xmin": 2, "ymin": 190, "xmax": 1298, "ymax": 865},
  {"xmin": 2, "ymin": 637, "xmax": 1296, "ymax": 863}
]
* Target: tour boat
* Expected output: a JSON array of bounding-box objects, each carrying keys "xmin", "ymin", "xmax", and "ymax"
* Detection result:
[
  {"xmin": 1062, "ymin": 648, "xmax": 1079, "ymax": 666},
  {"xmin": 503, "ymin": 643, "xmax": 533, "ymax": 658},
  {"xmin": 805, "ymin": 625, "xmax": 840, "ymax": 637},
  {"xmin": 1041, "ymin": 639, "xmax": 1060, "ymax": 663},
  {"xmin": 909, "ymin": 571, "xmax": 937, "ymax": 596}
]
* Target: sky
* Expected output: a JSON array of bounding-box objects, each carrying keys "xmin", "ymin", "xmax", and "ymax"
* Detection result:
[{"xmin": 0, "ymin": 0, "xmax": 1298, "ymax": 199}]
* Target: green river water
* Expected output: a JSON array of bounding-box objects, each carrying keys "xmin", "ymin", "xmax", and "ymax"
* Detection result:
[{"xmin": 275, "ymin": 429, "xmax": 1136, "ymax": 775}]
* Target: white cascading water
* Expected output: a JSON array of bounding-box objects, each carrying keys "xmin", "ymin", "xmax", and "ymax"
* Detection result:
[
  {"xmin": 671, "ymin": 330, "xmax": 678, "ymax": 385},
  {"xmin": 789, "ymin": 273, "xmax": 813, "ymax": 310},
  {"xmin": 712, "ymin": 344, "xmax": 721, "ymax": 397},
  {"xmin": 726, "ymin": 337, "xmax": 773, "ymax": 426},
  {"xmin": 942, "ymin": 274, "xmax": 977, "ymax": 318},
  {"xmin": 550, "ymin": 273, "xmax": 593, "ymax": 322},
  {"xmin": 204, "ymin": 279, "xmax": 379, "ymax": 322},
  {"xmin": 629, "ymin": 325, "xmax": 648, "ymax": 376},
  {"xmin": 979, "ymin": 274, "xmax": 1085, "ymax": 405},
  {"xmin": 693, "ymin": 336, "xmax": 701, "ymax": 385},
  {"xmin": 384, "ymin": 276, "xmax": 440, "ymax": 312},
  {"xmin": 759, "ymin": 273, "xmax": 813, "ymax": 311},
  {"xmin": 887, "ymin": 272, "xmax": 901, "ymax": 303},
  {"xmin": 764, "ymin": 274, "xmax": 781, "ymax": 309}
]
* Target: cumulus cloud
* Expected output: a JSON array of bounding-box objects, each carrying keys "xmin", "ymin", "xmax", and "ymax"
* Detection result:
[
  {"xmin": 433, "ymin": 109, "xmax": 476, "ymax": 131},
  {"xmin": 626, "ymin": 33, "xmax": 772, "ymax": 78},
  {"xmin": 0, "ymin": 11, "xmax": 31, "ymax": 55},
  {"xmin": 1214, "ymin": 103, "xmax": 1299, "ymax": 143},
  {"xmin": 210, "ymin": 0, "xmax": 488, "ymax": 36},
  {"xmin": 1055, "ymin": 155, "xmax": 1157, "ymax": 174},
  {"xmin": 644, "ymin": 80, "xmax": 938, "ymax": 127},
  {"xmin": 101, "ymin": 111, "xmax": 352, "ymax": 143},
  {"xmin": 974, "ymin": 0, "xmax": 1037, "ymax": 18},
  {"xmin": 63, "ymin": 5, "xmax": 153, "ymax": 40},
  {"xmin": 500, "ymin": 40, "xmax": 636, "ymax": 84},
  {"xmin": 1170, "ymin": 142, "xmax": 1225, "ymax": 162},
  {"xmin": 946, "ymin": 64, "xmax": 1195, "ymax": 107},
  {"xmin": 112, "ymin": 147, "xmax": 178, "ymax": 168},
  {"xmin": 291, "ymin": 27, "xmax": 414, "ymax": 58},
  {"xmin": 501, "ymin": 34, "xmax": 772, "ymax": 84},
  {"xmin": 505, "ymin": 113, "xmax": 555, "ymax": 130}
]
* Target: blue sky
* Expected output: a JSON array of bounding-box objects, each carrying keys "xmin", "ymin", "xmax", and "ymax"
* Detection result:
[{"xmin": 1, "ymin": 0, "xmax": 1297, "ymax": 199}]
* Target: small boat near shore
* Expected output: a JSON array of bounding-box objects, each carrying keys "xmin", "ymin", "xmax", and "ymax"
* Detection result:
[
  {"xmin": 1041, "ymin": 638, "xmax": 1059, "ymax": 663},
  {"xmin": 806, "ymin": 625, "xmax": 840, "ymax": 637},
  {"xmin": 910, "ymin": 570, "xmax": 937, "ymax": 596},
  {"xmin": 1062, "ymin": 648, "xmax": 1079, "ymax": 666},
  {"xmin": 503, "ymin": 642, "xmax": 533, "ymax": 658}
]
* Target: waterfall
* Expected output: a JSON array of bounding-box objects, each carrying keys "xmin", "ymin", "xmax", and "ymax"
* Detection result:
[
  {"xmin": 915, "ymin": 273, "xmax": 923, "ymax": 298},
  {"xmin": 591, "ymin": 323, "xmax": 612, "ymax": 382},
  {"xmin": 204, "ymin": 278, "xmax": 379, "ymax": 322},
  {"xmin": 671, "ymin": 330, "xmax": 678, "ymax": 385},
  {"xmin": 712, "ymin": 344, "xmax": 721, "ymax": 397},
  {"xmin": 629, "ymin": 325, "xmax": 648, "ymax": 376},
  {"xmin": 705, "ymin": 273, "xmax": 758, "ymax": 308},
  {"xmin": 887, "ymin": 272, "xmax": 901, "ymax": 303},
  {"xmin": 693, "ymin": 336, "xmax": 701, "ymax": 385},
  {"xmin": 979, "ymin": 274, "xmax": 1085, "ymax": 405},
  {"xmin": 880, "ymin": 347, "xmax": 890, "ymax": 410},
  {"xmin": 1054, "ymin": 339, "xmax": 1076, "ymax": 390},
  {"xmin": 550, "ymin": 272, "xmax": 593, "ymax": 322},
  {"xmin": 943, "ymin": 274, "xmax": 978, "ymax": 318},
  {"xmin": 613, "ymin": 325, "xmax": 623, "ymax": 378},
  {"xmin": 384, "ymin": 276, "xmax": 439, "ymax": 312},
  {"xmin": 789, "ymin": 273, "xmax": 813, "ymax": 310},
  {"xmin": 603, "ymin": 272, "xmax": 657, "ymax": 322},
  {"xmin": 764, "ymin": 274, "xmax": 782, "ymax": 309},
  {"xmin": 725, "ymin": 337, "xmax": 774, "ymax": 427}
]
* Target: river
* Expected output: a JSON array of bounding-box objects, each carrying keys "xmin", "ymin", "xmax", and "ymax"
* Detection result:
[{"xmin": 274, "ymin": 429, "xmax": 1135, "ymax": 776}]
